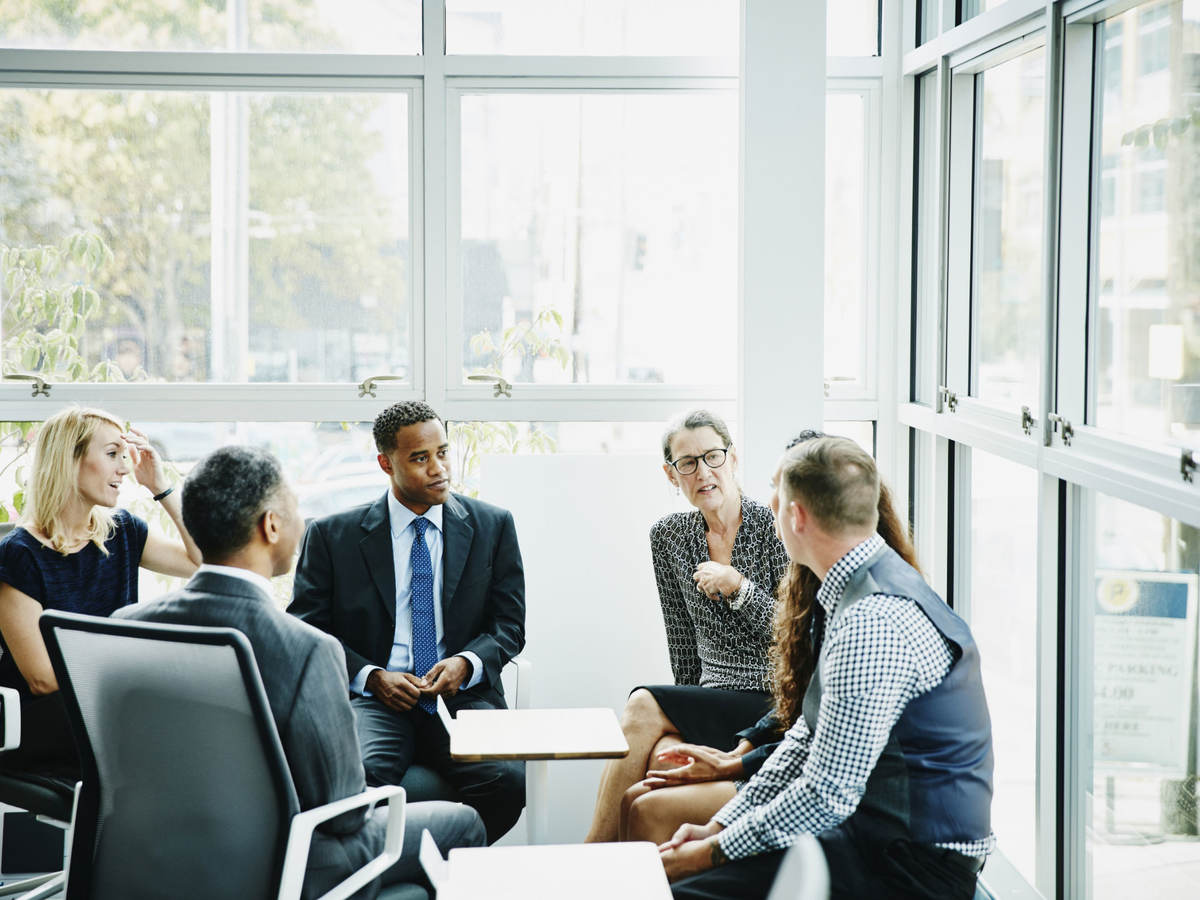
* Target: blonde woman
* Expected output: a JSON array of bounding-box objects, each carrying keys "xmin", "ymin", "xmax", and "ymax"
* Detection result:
[{"xmin": 0, "ymin": 407, "xmax": 201, "ymax": 774}]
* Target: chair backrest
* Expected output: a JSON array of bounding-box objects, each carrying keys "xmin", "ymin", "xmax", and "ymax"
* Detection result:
[
  {"xmin": 765, "ymin": 834, "xmax": 830, "ymax": 900},
  {"xmin": 40, "ymin": 610, "xmax": 300, "ymax": 900},
  {"xmin": 419, "ymin": 828, "xmax": 448, "ymax": 893}
]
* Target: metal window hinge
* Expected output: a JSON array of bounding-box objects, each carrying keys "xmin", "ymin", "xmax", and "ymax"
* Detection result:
[
  {"xmin": 467, "ymin": 374, "xmax": 513, "ymax": 398},
  {"xmin": 938, "ymin": 386, "xmax": 958, "ymax": 412},
  {"xmin": 3, "ymin": 373, "xmax": 51, "ymax": 397},
  {"xmin": 1182, "ymin": 449, "xmax": 1197, "ymax": 484},
  {"xmin": 1048, "ymin": 413, "xmax": 1074, "ymax": 446},
  {"xmin": 357, "ymin": 374, "xmax": 405, "ymax": 398},
  {"xmin": 1020, "ymin": 406, "xmax": 1035, "ymax": 436}
]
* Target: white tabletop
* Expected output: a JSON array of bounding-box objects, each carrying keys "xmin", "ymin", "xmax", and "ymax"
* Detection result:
[
  {"xmin": 440, "ymin": 841, "xmax": 672, "ymax": 900},
  {"xmin": 447, "ymin": 706, "xmax": 630, "ymax": 761}
]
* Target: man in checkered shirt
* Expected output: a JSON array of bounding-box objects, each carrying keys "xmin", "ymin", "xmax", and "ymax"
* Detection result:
[{"xmin": 660, "ymin": 436, "xmax": 994, "ymax": 900}]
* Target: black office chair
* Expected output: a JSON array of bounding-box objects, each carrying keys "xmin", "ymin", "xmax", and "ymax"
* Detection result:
[
  {"xmin": 39, "ymin": 610, "xmax": 406, "ymax": 900},
  {"xmin": 0, "ymin": 687, "xmax": 77, "ymax": 900}
]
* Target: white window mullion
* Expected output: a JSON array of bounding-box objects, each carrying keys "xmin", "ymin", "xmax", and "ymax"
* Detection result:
[{"xmin": 422, "ymin": 0, "xmax": 448, "ymax": 413}]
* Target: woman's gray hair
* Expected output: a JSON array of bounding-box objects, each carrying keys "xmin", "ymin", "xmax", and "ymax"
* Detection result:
[{"xmin": 660, "ymin": 409, "xmax": 734, "ymax": 463}]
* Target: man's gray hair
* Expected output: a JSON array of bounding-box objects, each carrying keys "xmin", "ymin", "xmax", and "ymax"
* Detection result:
[{"xmin": 182, "ymin": 445, "xmax": 286, "ymax": 561}]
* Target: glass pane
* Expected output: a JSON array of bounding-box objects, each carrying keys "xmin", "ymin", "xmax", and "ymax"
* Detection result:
[
  {"xmin": 1, "ymin": 89, "xmax": 410, "ymax": 384},
  {"xmin": 822, "ymin": 421, "xmax": 876, "ymax": 457},
  {"xmin": 918, "ymin": 0, "xmax": 940, "ymax": 45},
  {"xmin": 968, "ymin": 450, "xmax": 1038, "ymax": 883},
  {"xmin": 446, "ymin": 0, "xmax": 736, "ymax": 55},
  {"xmin": 459, "ymin": 92, "xmax": 737, "ymax": 386},
  {"xmin": 913, "ymin": 71, "xmax": 940, "ymax": 404},
  {"xmin": 960, "ymin": 0, "xmax": 1011, "ymax": 22},
  {"xmin": 972, "ymin": 50, "xmax": 1045, "ymax": 409},
  {"xmin": 0, "ymin": 0, "xmax": 421, "ymax": 54},
  {"xmin": 1086, "ymin": 490, "xmax": 1200, "ymax": 899},
  {"xmin": 825, "ymin": 92, "xmax": 870, "ymax": 393},
  {"xmin": 827, "ymin": 0, "xmax": 879, "ymax": 56},
  {"xmin": 1092, "ymin": 2, "xmax": 1200, "ymax": 446}
]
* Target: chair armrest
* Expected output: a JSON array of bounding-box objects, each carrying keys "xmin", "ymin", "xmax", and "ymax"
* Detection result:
[
  {"xmin": 277, "ymin": 784, "xmax": 406, "ymax": 900},
  {"xmin": 506, "ymin": 654, "xmax": 533, "ymax": 710},
  {"xmin": 0, "ymin": 686, "xmax": 21, "ymax": 751}
]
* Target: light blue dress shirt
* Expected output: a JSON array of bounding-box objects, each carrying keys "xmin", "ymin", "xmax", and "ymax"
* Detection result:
[{"xmin": 350, "ymin": 491, "xmax": 484, "ymax": 696}]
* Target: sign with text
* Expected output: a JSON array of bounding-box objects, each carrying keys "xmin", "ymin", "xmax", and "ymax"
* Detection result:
[{"xmin": 1094, "ymin": 570, "xmax": 1198, "ymax": 776}]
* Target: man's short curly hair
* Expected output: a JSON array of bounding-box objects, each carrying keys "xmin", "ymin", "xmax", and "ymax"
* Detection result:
[{"xmin": 373, "ymin": 401, "xmax": 443, "ymax": 454}]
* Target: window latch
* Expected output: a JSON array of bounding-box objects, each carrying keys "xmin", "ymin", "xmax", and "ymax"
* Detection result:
[
  {"xmin": 1020, "ymin": 406, "xmax": 1035, "ymax": 436},
  {"xmin": 357, "ymin": 374, "xmax": 404, "ymax": 398},
  {"xmin": 3, "ymin": 373, "xmax": 51, "ymax": 397},
  {"xmin": 467, "ymin": 374, "xmax": 513, "ymax": 398},
  {"xmin": 1182, "ymin": 449, "xmax": 1197, "ymax": 484},
  {"xmin": 1048, "ymin": 413, "xmax": 1074, "ymax": 446},
  {"xmin": 937, "ymin": 386, "xmax": 958, "ymax": 413}
]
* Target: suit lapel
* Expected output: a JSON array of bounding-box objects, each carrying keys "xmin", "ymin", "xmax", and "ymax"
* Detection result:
[
  {"xmin": 441, "ymin": 493, "xmax": 474, "ymax": 613},
  {"xmin": 359, "ymin": 493, "xmax": 397, "ymax": 625}
]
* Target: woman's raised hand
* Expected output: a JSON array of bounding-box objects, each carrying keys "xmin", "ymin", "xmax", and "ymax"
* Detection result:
[
  {"xmin": 122, "ymin": 427, "xmax": 170, "ymax": 496},
  {"xmin": 692, "ymin": 561, "xmax": 743, "ymax": 602}
]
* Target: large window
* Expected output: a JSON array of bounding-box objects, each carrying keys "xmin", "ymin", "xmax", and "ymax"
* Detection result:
[
  {"xmin": 2, "ymin": 88, "xmax": 412, "ymax": 384},
  {"xmin": 902, "ymin": 2, "xmax": 1200, "ymax": 898},
  {"xmin": 1084, "ymin": 491, "xmax": 1200, "ymax": 900},
  {"xmin": 455, "ymin": 90, "xmax": 737, "ymax": 387},
  {"xmin": 1091, "ymin": 2, "xmax": 1200, "ymax": 447},
  {"xmin": 971, "ymin": 49, "xmax": 1045, "ymax": 411}
]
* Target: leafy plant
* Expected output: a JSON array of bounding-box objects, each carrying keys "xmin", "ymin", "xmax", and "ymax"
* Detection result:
[{"xmin": 452, "ymin": 307, "xmax": 570, "ymax": 496}]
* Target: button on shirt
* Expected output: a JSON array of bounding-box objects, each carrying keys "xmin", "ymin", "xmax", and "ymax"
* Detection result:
[
  {"xmin": 714, "ymin": 534, "xmax": 995, "ymax": 861},
  {"xmin": 349, "ymin": 492, "xmax": 484, "ymax": 695}
]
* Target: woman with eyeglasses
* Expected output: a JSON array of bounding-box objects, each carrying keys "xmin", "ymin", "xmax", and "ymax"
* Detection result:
[{"xmin": 585, "ymin": 409, "xmax": 789, "ymax": 843}]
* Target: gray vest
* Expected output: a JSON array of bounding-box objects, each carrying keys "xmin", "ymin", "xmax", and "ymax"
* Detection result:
[{"xmin": 803, "ymin": 543, "xmax": 994, "ymax": 845}]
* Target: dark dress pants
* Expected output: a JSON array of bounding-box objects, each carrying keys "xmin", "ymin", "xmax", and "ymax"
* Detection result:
[
  {"xmin": 351, "ymin": 694, "xmax": 525, "ymax": 845},
  {"xmin": 671, "ymin": 819, "xmax": 980, "ymax": 900}
]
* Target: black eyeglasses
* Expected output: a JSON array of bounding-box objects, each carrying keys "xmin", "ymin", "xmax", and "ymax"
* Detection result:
[{"xmin": 669, "ymin": 446, "xmax": 730, "ymax": 475}]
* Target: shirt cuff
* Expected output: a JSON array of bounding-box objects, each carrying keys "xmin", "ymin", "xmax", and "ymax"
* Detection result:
[
  {"xmin": 458, "ymin": 651, "xmax": 484, "ymax": 690},
  {"xmin": 728, "ymin": 578, "xmax": 755, "ymax": 611},
  {"xmin": 350, "ymin": 665, "xmax": 381, "ymax": 696},
  {"xmin": 715, "ymin": 816, "xmax": 763, "ymax": 861}
]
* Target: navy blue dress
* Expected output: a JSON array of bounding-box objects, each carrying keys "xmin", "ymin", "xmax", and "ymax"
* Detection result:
[{"xmin": 0, "ymin": 511, "xmax": 148, "ymax": 773}]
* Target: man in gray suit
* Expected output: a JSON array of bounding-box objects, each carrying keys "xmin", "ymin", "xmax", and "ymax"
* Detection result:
[
  {"xmin": 117, "ymin": 446, "xmax": 485, "ymax": 899},
  {"xmin": 291, "ymin": 401, "xmax": 526, "ymax": 843}
]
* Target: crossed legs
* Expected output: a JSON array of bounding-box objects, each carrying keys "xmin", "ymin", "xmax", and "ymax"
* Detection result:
[
  {"xmin": 585, "ymin": 689, "xmax": 683, "ymax": 843},
  {"xmin": 620, "ymin": 778, "xmax": 737, "ymax": 845}
]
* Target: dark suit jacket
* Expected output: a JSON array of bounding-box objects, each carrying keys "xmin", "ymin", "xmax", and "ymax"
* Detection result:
[
  {"xmin": 114, "ymin": 571, "xmax": 385, "ymax": 900},
  {"xmin": 290, "ymin": 491, "xmax": 525, "ymax": 712}
]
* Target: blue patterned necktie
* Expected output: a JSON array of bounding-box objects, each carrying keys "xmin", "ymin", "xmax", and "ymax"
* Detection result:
[{"xmin": 409, "ymin": 516, "xmax": 437, "ymax": 714}]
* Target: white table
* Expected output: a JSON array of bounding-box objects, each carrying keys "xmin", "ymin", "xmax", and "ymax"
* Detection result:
[
  {"xmin": 440, "ymin": 700, "xmax": 628, "ymax": 842},
  {"xmin": 440, "ymin": 841, "xmax": 671, "ymax": 900}
]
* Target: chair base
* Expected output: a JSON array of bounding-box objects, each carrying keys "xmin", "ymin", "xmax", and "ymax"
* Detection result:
[{"xmin": 0, "ymin": 871, "xmax": 63, "ymax": 899}]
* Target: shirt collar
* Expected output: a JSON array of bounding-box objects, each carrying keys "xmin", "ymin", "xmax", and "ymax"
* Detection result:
[
  {"xmin": 815, "ymin": 533, "xmax": 885, "ymax": 617},
  {"xmin": 387, "ymin": 489, "xmax": 444, "ymax": 539},
  {"xmin": 196, "ymin": 563, "xmax": 275, "ymax": 599}
]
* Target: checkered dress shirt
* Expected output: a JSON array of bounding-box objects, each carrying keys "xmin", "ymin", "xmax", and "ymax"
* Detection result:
[{"xmin": 714, "ymin": 534, "xmax": 995, "ymax": 861}]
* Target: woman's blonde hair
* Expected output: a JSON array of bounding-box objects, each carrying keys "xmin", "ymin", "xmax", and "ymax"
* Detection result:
[{"xmin": 24, "ymin": 407, "xmax": 125, "ymax": 555}]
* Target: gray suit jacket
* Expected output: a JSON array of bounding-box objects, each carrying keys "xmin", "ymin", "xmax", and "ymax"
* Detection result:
[
  {"xmin": 290, "ymin": 491, "xmax": 525, "ymax": 712},
  {"xmin": 115, "ymin": 570, "xmax": 384, "ymax": 900}
]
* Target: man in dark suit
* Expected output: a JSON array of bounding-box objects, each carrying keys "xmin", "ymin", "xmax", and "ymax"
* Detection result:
[
  {"xmin": 117, "ymin": 446, "xmax": 485, "ymax": 899},
  {"xmin": 290, "ymin": 401, "xmax": 526, "ymax": 843}
]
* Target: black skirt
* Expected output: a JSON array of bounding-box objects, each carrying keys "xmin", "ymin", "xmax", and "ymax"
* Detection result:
[{"xmin": 634, "ymin": 684, "xmax": 773, "ymax": 752}]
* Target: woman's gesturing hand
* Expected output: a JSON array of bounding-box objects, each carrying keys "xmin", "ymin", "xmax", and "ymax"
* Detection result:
[
  {"xmin": 645, "ymin": 742, "xmax": 743, "ymax": 787},
  {"xmin": 692, "ymin": 561, "xmax": 743, "ymax": 602}
]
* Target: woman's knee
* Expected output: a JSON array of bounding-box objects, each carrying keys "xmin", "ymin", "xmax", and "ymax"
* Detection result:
[
  {"xmin": 621, "ymin": 780, "xmax": 653, "ymax": 820},
  {"xmin": 625, "ymin": 789, "xmax": 669, "ymax": 840},
  {"xmin": 621, "ymin": 689, "xmax": 669, "ymax": 733}
]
